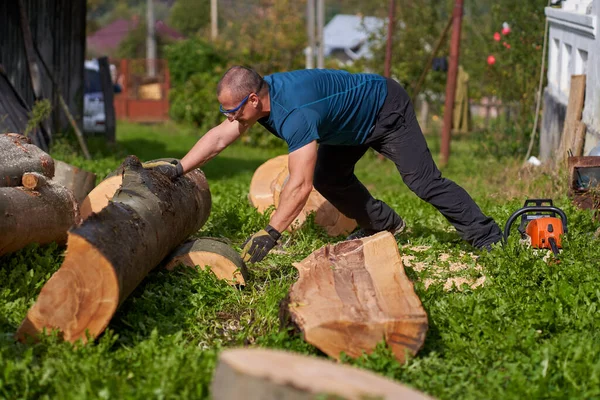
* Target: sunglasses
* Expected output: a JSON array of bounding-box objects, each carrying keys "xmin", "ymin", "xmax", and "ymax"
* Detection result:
[{"xmin": 219, "ymin": 80, "xmax": 264, "ymax": 116}]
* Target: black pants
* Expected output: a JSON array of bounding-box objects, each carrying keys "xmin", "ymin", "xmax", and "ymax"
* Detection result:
[{"xmin": 313, "ymin": 78, "xmax": 502, "ymax": 248}]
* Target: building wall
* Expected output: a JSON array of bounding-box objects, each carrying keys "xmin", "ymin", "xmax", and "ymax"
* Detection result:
[
  {"xmin": 541, "ymin": 0, "xmax": 600, "ymax": 160},
  {"xmin": 0, "ymin": 0, "xmax": 87, "ymax": 135}
]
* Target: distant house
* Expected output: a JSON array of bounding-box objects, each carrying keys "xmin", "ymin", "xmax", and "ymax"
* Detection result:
[
  {"xmin": 312, "ymin": 14, "xmax": 385, "ymax": 65},
  {"xmin": 541, "ymin": 0, "xmax": 600, "ymax": 160},
  {"xmin": 87, "ymin": 17, "xmax": 185, "ymax": 56}
]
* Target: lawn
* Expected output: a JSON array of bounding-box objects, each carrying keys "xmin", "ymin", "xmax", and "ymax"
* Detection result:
[{"xmin": 1, "ymin": 121, "xmax": 599, "ymax": 399}]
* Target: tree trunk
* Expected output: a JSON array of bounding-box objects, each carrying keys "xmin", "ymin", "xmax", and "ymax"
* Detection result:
[
  {"xmin": 80, "ymin": 158, "xmax": 178, "ymax": 220},
  {"xmin": 249, "ymin": 155, "xmax": 356, "ymax": 236},
  {"xmin": 0, "ymin": 133, "xmax": 54, "ymax": 187},
  {"xmin": 211, "ymin": 348, "xmax": 433, "ymax": 400},
  {"xmin": 0, "ymin": 172, "xmax": 80, "ymax": 256},
  {"xmin": 17, "ymin": 156, "xmax": 211, "ymax": 343},
  {"xmin": 282, "ymin": 231, "xmax": 428, "ymax": 363},
  {"xmin": 53, "ymin": 160, "xmax": 96, "ymax": 204},
  {"xmin": 163, "ymin": 238, "xmax": 248, "ymax": 286}
]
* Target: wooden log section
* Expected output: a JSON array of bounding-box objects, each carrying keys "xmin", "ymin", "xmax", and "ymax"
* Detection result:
[
  {"xmin": 0, "ymin": 133, "xmax": 54, "ymax": 187},
  {"xmin": 284, "ymin": 231, "xmax": 428, "ymax": 363},
  {"xmin": 163, "ymin": 238, "xmax": 248, "ymax": 286},
  {"xmin": 17, "ymin": 156, "xmax": 211, "ymax": 343},
  {"xmin": 53, "ymin": 160, "xmax": 97, "ymax": 204},
  {"xmin": 211, "ymin": 348, "xmax": 434, "ymax": 400},
  {"xmin": 249, "ymin": 155, "xmax": 357, "ymax": 236},
  {"xmin": 0, "ymin": 172, "xmax": 81, "ymax": 257},
  {"xmin": 80, "ymin": 158, "xmax": 179, "ymax": 220}
]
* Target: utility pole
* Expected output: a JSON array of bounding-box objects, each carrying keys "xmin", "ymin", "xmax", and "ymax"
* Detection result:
[
  {"xmin": 146, "ymin": 0, "xmax": 156, "ymax": 77},
  {"xmin": 317, "ymin": 0, "xmax": 325, "ymax": 68},
  {"xmin": 306, "ymin": 0, "xmax": 316, "ymax": 69},
  {"xmin": 440, "ymin": 0, "xmax": 464, "ymax": 166},
  {"xmin": 211, "ymin": 0, "xmax": 218, "ymax": 40},
  {"xmin": 384, "ymin": 0, "xmax": 395, "ymax": 77}
]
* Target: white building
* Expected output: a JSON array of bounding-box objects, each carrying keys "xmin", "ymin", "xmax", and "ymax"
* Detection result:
[{"xmin": 541, "ymin": 0, "xmax": 600, "ymax": 159}]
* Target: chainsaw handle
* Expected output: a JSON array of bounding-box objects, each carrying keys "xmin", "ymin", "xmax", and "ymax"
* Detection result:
[{"xmin": 503, "ymin": 206, "xmax": 568, "ymax": 244}]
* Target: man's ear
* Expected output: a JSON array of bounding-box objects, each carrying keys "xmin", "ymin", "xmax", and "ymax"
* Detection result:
[{"xmin": 250, "ymin": 93, "xmax": 260, "ymax": 108}]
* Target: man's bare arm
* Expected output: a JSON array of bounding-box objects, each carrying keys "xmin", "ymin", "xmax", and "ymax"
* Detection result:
[
  {"xmin": 269, "ymin": 141, "xmax": 317, "ymax": 233},
  {"xmin": 179, "ymin": 119, "xmax": 250, "ymax": 173}
]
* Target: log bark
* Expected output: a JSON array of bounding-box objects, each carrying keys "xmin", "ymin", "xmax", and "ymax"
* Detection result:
[
  {"xmin": 53, "ymin": 160, "xmax": 96, "ymax": 204},
  {"xmin": 249, "ymin": 155, "xmax": 356, "ymax": 236},
  {"xmin": 0, "ymin": 172, "xmax": 80, "ymax": 257},
  {"xmin": 163, "ymin": 238, "xmax": 248, "ymax": 286},
  {"xmin": 283, "ymin": 231, "xmax": 428, "ymax": 363},
  {"xmin": 0, "ymin": 133, "xmax": 54, "ymax": 187},
  {"xmin": 80, "ymin": 158, "xmax": 176, "ymax": 220},
  {"xmin": 211, "ymin": 348, "xmax": 433, "ymax": 400},
  {"xmin": 17, "ymin": 156, "xmax": 211, "ymax": 343}
]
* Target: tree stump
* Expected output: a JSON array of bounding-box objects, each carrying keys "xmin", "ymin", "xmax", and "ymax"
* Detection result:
[
  {"xmin": 211, "ymin": 348, "xmax": 433, "ymax": 400},
  {"xmin": 0, "ymin": 133, "xmax": 54, "ymax": 187},
  {"xmin": 53, "ymin": 160, "xmax": 96, "ymax": 204},
  {"xmin": 249, "ymin": 155, "xmax": 356, "ymax": 236},
  {"xmin": 17, "ymin": 156, "xmax": 211, "ymax": 343},
  {"xmin": 0, "ymin": 172, "xmax": 81, "ymax": 257},
  {"xmin": 283, "ymin": 231, "xmax": 428, "ymax": 363},
  {"xmin": 163, "ymin": 238, "xmax": 248, "ymax": 286}
]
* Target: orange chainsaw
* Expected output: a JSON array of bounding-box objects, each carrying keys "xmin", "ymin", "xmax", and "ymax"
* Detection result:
[{"xmin": 503, "ymin": 199, "xmax": 568, "ymax": 256}]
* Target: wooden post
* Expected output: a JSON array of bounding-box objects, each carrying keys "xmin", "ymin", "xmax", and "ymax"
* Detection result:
[
  {"xmin": 211, "ymin": 0, "xmax": 218, "ymax": 40},
  {"xmin": 440, "ymin": 0, "xmax": 464, "ymax": 166},
  {"xmin": 384, "ymin": 0, "xmax": 395, "ymax": 78},
  {"xmin": 98, "ymin": 57, "xmax": 116, "ymax": 144}
]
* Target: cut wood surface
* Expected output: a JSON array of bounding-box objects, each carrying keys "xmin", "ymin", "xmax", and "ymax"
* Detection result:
[
  {"xmin": 80, "ymin": 158, "xmax": 175, "ymax": 220},
  {"xmin": 0, "ymin": 133, "xmax": 54, "ymax": 187},
  {"xmin": 163, "ymin": 238, "xmax": 248, "ymax": 285},
  {"xmin": 284, "ymin": 231, "xmax": 428, "ymax": 363},
  {"xmin": 558, "ymin": 75, "xmax": 586, "ymax": 164},
  {"xmin": 211, "ymin": 348, "xmax": 434, "ymax": 400},
  {"xmin": 0, "ymin": 172, "xmax": 81, "ymax": 257},
  {"xmin": 572, "ymin": 120, "xmax": 587, "ymax": 158},
  {"xmin": 17, "ymin": 156, "xmax": 211, "ymax": 343},
  {"xmin": 53, "ymin": 160, "xmax": 96, "ymax": 204},
  {"xmin": 249, "ymin": 155, "xmax": 357, "ymax": 236}
]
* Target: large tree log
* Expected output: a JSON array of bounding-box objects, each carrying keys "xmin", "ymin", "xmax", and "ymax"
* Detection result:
[
  {"xmin": 17, "ymin": 156, "xmax": 211, "ymax": 343},
  {"xmin": 163, "ymin": 238, "xmax": 248, "ymax": 285},
  {"xmin": 0, "ymin": 133, "xmax": 54, "ymax": 187},
  {"xmin": 53, "ymin": 160, "xmax": 96, "ymax": 204},
  {"xmin": 0, "ymin": 172, "xmax": 80, "ymax": 257},
  {"xmin": 283, "ymin": 231, "xmax": 428, "ymax": 363},
  {"xmin": 211, "ymin": 348, "xmax": 433, "ymax": 400},
  {"xmin": 249, "ymin": 155, "xmax": 356, "ymax": 236}
]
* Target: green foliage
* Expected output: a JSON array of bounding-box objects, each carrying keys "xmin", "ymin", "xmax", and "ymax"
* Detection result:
[
  {"xmin": 168, "ymin": 0, "xmax": 210, "ymax": 37},
  {"xmin": 24, "ymin": 99, "xmax": 52, "ymax": 138},
  {"xmin": 115, "ymin": 21, "xmax": 176, "ymax": 60},
  {"xmin": 2, "ymin": 122, "xmax": 600, "ymax": 399}
]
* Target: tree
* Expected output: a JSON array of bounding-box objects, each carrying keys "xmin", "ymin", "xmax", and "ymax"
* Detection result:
[{"xmin": 168, "ymin": 0, "xmax": 210, "ymax": 37}]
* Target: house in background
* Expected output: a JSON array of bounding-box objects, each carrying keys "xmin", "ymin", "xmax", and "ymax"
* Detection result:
[
  {"xmin": 314, "ymin": 14, "xmax": 384, "ymax": 65},
  {"xmin": 87, "ymin": 16, "xmax": 185, "ymax": 57},
  {"xmin": 541, "ymin": 0, "xmax": 600, "ymax": 160}
]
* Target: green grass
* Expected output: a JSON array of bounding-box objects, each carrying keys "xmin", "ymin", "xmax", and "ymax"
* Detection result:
[{"xmin": 1, "ymin": 121, "xmax": 599, "ymax": 399}]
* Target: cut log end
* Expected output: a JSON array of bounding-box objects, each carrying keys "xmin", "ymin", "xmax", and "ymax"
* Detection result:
[
  {"xmin": 79, "ymin": 175, "xmax": 122, "ymax": 220},
  {"xmin": 164, "ymin": 238, "xmax": 248, "ymax": 286},
  {"xmin": 17, "ymin": 233, "xmax": 119, "ymax": 343},
  {"xmin": 21, "ymin": 172, "xmax": 48, "ymax": 190},
  {"xmin": 211, "ymin": 348, "xmax": 434, "ymax": 400}
]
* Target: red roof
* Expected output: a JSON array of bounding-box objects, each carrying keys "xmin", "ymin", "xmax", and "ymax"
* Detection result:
[{"xmin": 87, "ymin": 18, "xmax": 185, "ymax": 54}]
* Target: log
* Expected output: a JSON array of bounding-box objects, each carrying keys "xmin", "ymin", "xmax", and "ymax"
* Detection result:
[
  {"xmin": 249, "ymin": 155, "xmax": 357, "ymax": 236},
  {"xmin": 163, "ymin": 238, "xmax": 248, "ymax": 286},
  {"xmin": 0, "ymin": 133, "xmax": 54, "ymax": 187},
  {"xmin": 557, "ymin": 75, "xmax": 586, "ymax": 164},
  {"xmin": 211, "ymin": 348, "xmax": 433, "ymax": 400},
  {"xmin": 53, "ymin": 160, "xmax": 96, "ymax": 204},
  {"xmin": 17, "ymin": 156, "xmax": 211, "ymax": 343},
  {"xmin": 0, "ymin": 172, "xmax": 80, "ymax": 257},
  {"xmin": 80, "ymin": 158, "xmax": 174, "ymax": 220},
  {"xmin": 283, "ymin": 231, "xmax": 428, "ymax": 363}
]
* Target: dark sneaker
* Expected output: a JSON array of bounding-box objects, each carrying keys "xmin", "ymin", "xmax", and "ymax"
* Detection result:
[{"xmin": 346, "ymin": 218, "xmax": 406, "ymax": 241}]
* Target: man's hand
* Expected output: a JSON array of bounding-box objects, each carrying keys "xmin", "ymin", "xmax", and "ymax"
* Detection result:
[
  {"xmin": 241, "ymin": 225, "xmax": 281, "ymax": 263},
  {"xmin": 143, "ymin": 159, "xmax": 184, "ymax": 180}
]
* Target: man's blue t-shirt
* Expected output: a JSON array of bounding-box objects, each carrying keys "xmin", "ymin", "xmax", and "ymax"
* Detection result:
[{"xmin": 258, "ymin": 69, "xmax": 387, "ymax": 153}]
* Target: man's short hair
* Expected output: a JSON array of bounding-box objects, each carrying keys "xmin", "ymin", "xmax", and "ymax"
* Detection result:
[{"xmin": 217, "ymin": 66, "xmax": 266, "ymax": 100}]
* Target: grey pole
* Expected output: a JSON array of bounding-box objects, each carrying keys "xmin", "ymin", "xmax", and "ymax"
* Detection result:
[
  {"xmin": 317, "ymin": 0, "xmax": 325, "ymax": 68},
  {"xmin": 306, "ymin": 0, "xmax": 315, "ymax": 69},
  {"xmin": 146, "ymin": 0, "xmax": 156, "ymax": 77}
]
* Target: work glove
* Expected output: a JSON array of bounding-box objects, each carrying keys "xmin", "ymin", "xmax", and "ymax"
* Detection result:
[
  {"xmin": 241, "ymin": 225, "xmax": 281, "ymax": 263},
  {"xmin": 143, "ymin": 159, "xmax": 184, "ymax": 180}
]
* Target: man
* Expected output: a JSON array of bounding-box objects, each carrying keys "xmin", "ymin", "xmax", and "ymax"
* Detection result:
[{"xmin": 162, "ymin": 66, "xmax": 502, "ymax": 263}]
